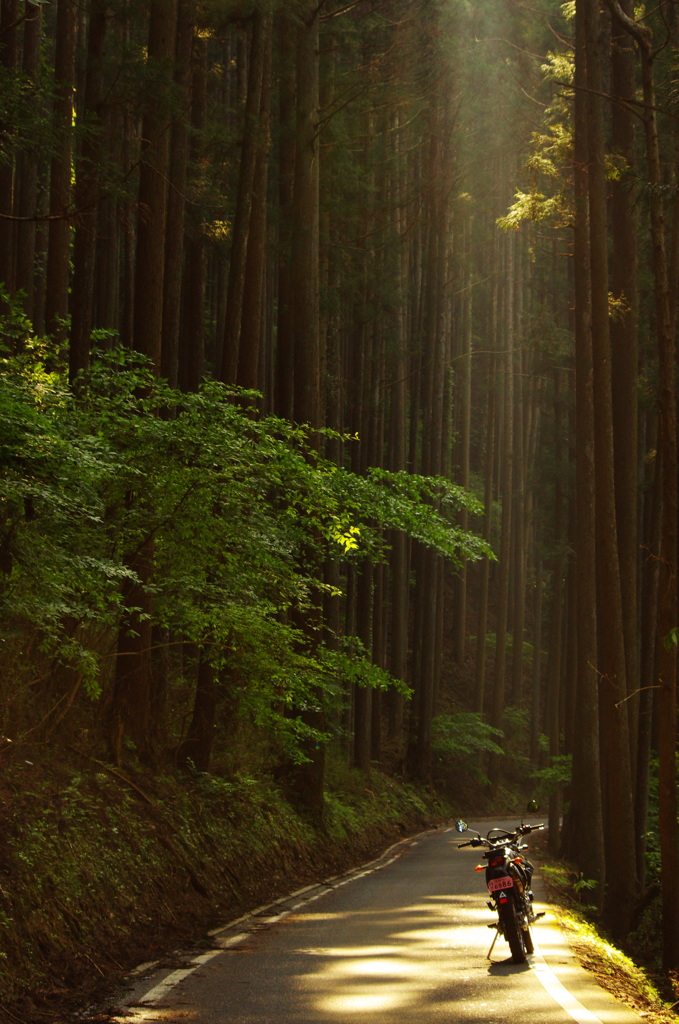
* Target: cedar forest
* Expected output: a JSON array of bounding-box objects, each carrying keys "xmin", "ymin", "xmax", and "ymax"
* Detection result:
[{"xmin": 1, "ymin": 0, "xmax": 679, "ymax": 988}]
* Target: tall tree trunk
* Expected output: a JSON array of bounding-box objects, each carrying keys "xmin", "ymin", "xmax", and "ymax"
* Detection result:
[
  {"xmin": 546, "ymin": 568, "xmax": 564, "ymax": 852},
  {"xmin": 386, "ymin": 120, "xmax": 410, "ymax": 740},
  {"xmin": 452, "ymin": 218, "xmax": 472, "ymax": 664},
  {"xmin": 409, "ymin": 90, "xmax": 449, "ymax": 780},
  {"xmin": 161, "ymin": 0, "xmax": 195, "ymax": 388},
  {"xmin": 490, "ymin": 229, "xmax": 515, "ymax": 755},
  {"xmin": 70, "ymin": 0, "xmax": 108, "ymax": 381},
  {"xmin": 585, "ymin": 0, "xmax": 636, "ymax": 938},
  {"xmin": 609, "ymin": 0, "xmax": 639, "ymax": 790},
  {"xmin": 562, "ymin": 0, "xmax": 605, "ymax": 888},
  {"xmin": 94, "ymin": 93, "xmax": 123, "ymax": 334},
  {"xmin": 286, "ymin": 2, "xmax": 324, "ymax": 818},
  {"xmin": 637, "ymin": 425, "xmax": 661, "ymax": 888},
  {"xmin": 179, "ymin": 33, "xmax": 208, "ymax": 393},
  {"xmin": 475, "ymin": 388, "xmax": 495, "ymax": 713},
  {"xmin": 109, "ymin": 0, "xmax": 178, "ymax": 765},
  {"xmin": 274, "ymin": 14, "xmax": 296, "ymax": 421},
  {"xmin": 604, "ymin": 0, "xmax": 679, "ymax": 967},
  {"xmin": 14, "ymin": 2, "xmax": 42, "ymax": 322},
  {"xmin": 0, "ymin": 0, "xmax": 18, "ymax": 296},
  {"xmin": 510, "ymin": 340, "xmax": 527, "ymax": 706},
  {"xmin": 237, "ymin": 11, "xmax": 273, "ymax": 393},
  {"xmin": 546, "ymin": 366, "xmax": 566, "ymax": 846},
  {"xmin": 353, "ymin": 563, "xmax": 373, "ymax": 771},
  {"xmin": 291, "ymin": 4, "xmax": 321, "ymax": 431},
  {"xmin": 45, "ymin": 0, "xmax": 77, "ymax": 337},
  {"xmin": 133, "ymin": 0, "xmax": 178, "ymax": 370},
  {"xmin": 220, "ymin": 11, "xmax": 270, "ymax": 385},
  {"xmin": 175, "ymin": 651, "xmax": 217, "ymax": 772},
  {"xmin": 530, "ymin": 549, "xmax": 544, "ymax": 762}
]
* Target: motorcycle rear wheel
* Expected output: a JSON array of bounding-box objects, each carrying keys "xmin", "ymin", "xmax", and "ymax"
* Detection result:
[
  {"xmin": 499, "ymin": 901, "xmax": 526, "ymax": 963},
  {"xmin": 520, "ymin": 895, "xmax": 534, "ymax": 953}
]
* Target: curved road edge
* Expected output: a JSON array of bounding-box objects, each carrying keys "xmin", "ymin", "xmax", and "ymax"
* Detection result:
[{"xmin": 107, "ymin": 822, "xmax": 653, "ymax": 1024}]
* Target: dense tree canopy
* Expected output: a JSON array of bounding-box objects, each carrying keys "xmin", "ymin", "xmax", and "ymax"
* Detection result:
[{"xmin": 1, "ymin": 0, "xmax": 679, "ymax": 973}]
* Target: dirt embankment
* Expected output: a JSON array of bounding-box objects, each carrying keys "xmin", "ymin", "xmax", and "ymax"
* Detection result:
[{"xmin": 0, "ymin": 759, "xmax": 441, "ymax": 1024}]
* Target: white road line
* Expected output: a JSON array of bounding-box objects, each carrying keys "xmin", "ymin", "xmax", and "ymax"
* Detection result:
[
  {"xmin": 138, "ymin": 968, "xmax": 195, "ymax": 1005},
  {"xmin": 138, "ymin": 949, "xmax": 224, "ymax": 1005},
  {"xmin": 530, "ymin": 950, "xmax": 603, "ymax": 1024},
  {"xmin": 220, "ymin": 931, "xmax": 249, "ymax": 947},
  {"xmin": 193, "ymin": 949, "xmax": 224, "ymax": 965},
  {"xmin": 260, "ymin": 911, "xmax": 290, "ymax": 924}
]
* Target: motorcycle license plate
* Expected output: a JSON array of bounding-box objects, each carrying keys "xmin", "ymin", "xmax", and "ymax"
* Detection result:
[{"xmin": 488, "ymin": 876, "xmax": 513, "ymax": 892}]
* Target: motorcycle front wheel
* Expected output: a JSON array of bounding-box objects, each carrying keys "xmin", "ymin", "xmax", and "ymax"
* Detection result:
[{"xmin": 498, "ymin": 900, "xmax": 526, "ymax": 963}]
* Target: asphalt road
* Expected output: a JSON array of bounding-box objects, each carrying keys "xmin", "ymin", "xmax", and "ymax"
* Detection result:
[{"xmin": 111, "ymin": 819, "xmax": 646, "ymax": 1024}]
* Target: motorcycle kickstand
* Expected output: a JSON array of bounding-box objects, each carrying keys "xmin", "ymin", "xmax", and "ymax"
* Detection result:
[{"xmin": 487, "ymin": 925, "xmax": 501, "ymax": 960}]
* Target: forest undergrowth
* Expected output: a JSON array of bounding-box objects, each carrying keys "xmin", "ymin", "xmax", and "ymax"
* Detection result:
[{"xmin": 0, "ymin": 752, "xmax": 449, "ymax": 1024}]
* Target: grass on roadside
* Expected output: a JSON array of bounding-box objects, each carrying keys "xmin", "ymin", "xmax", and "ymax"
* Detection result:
[{"xmin": 534, "ymin": 840, "xmax": 677, "ymax": 1024}]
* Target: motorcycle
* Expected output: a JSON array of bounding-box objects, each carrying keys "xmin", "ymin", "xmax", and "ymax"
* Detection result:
[{"xmin": 455, "ymin": 818, "xmax": 545, "ymax": 963}]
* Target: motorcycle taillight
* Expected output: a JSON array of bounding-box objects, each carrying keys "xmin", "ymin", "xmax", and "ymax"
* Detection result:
[{"xmin": 489, "ymin": 856, "xmax": 503, "ymax": 867}]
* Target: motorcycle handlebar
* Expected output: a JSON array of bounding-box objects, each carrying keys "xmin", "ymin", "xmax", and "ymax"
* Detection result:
[{"xmin": 457, "ymin": 823, "xmax": 544, "ymax": 850}]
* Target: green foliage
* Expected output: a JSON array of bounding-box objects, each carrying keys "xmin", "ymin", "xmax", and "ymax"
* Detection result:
[
  {"xmin": 433, "ymin": 712, "xmax": 504, "ymax": 756},
  {"xmin": 326, "ymin": 466, "xmax": 491, "ymax": 566},
  {"xmin": 573, "ymin": 874, "xmax": 599, "ymax": 897},
  {"xmin": 0, "ymin": 351, "xmax": 132, "ymax": 698},
  {"xmin": 502, "ymin": 705, "xmax": 530, "ymax": 738},
  {"xmin": 640, "ymin": 755, "xmax": 679, "ymax": 886},
  {"xmin": 323, "ymin": 759, "xmax": 433, "ymax": 842},
  {"xmin": 532, "ymin": 752, "xmax": 573, "ymax": 793},
  {"xmin": 0, "ymin": 67, "xmax": 52, "ymax": 167},
  {"xmin": 663, "ymin": 625, "xmax": 679, "ymax": 649},
  {"xmin": 498, "ymin": 189, "xmax": 564, "ymax": 231},
  {"xmin": 500, "ymin": 24, "xmax": 633, "ymax": 240},
  {"xmin": 319, "ymin": 637, "xmax": 411, "ymax": 704},
  {"xmin": 432, "ymin": 712, "xmax": 504, "ymax": 787},
  {"xmin": 0, "ymin": 336, "xmax": 488, "ymax": 762}
]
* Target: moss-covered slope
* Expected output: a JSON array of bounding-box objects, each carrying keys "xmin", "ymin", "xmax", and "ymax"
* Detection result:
[{"xmin": 0, "ymin": 759, "xmax": 446, "ymax": 1022}]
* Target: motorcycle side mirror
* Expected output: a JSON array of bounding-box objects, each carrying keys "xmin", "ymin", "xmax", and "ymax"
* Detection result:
[
  {"xmin": 526, "ymin": 799, "xmax": 539, "ymax": 813},
  {"xmin": 455, "ymin": 820, "xmax": 468, "ymax": 833}
]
